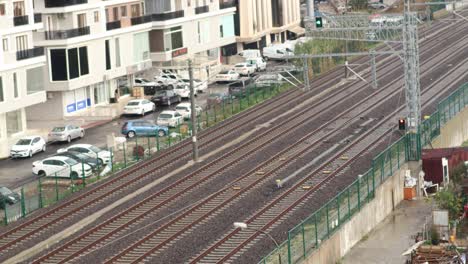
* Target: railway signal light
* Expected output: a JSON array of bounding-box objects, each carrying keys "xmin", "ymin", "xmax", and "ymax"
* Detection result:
[
  {"xmin": 315, "ymin": 17, "xmax": 323, "ymax": 28},
  {"xmin": 398, "ymin": 118, "xmax": 406, "ymax": 130}
]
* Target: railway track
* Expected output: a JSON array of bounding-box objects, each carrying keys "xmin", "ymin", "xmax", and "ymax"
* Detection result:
[{"xmin": 33, "ymin": 16, "xmax": 468, "ymax": 264}]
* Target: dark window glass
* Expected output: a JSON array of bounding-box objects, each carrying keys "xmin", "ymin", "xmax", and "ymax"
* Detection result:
[
  {"xmin": 68, "ymin": 48, "xmax": 79, "ymax": 79},
  {"xmin": 79, "ymin": 47, "xmax": 89, "ymax": 75},
  {"xmin": 105, "ymin": 40, "xmax": 111, "ymax": 70},
  {"xmin": 50, "ymin": 49, "xmax": 67, "ymax": 81},
  {"xmin": 171, "ymin": 31, "xmax": 183, "ymax": 49}
]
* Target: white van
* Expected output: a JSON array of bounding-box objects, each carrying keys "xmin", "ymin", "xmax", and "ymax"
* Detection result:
[
  {"xmin": 238, "ymin": 49, "xmax": 262, "ymax": 59},
  {"xmin": 263, "ymin": 45, "xmax": 294, "ymax": 61},
  {"xmin": 246, "ymin": 57, "xmax": 267, "ymax": 72}
]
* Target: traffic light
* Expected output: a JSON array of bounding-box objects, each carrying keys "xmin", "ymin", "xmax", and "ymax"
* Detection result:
[
  {"xmin": 398, "ymin": 118, "xmax": 406, "ymax": 130},
  {"xmin": 315, "ymin": 17, "xmax": 323, "ymax": 28}
]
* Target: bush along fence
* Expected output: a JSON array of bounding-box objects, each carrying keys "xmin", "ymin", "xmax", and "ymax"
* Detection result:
[
  {"xmin": 258, "ymin": 82, "xmax": 468, "ymax": 264},
  {"xmin": 0, "ymin": 82, "xmax": 296, "ymax": 226}
]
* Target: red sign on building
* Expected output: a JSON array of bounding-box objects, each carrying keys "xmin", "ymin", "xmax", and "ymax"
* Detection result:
[{"xmin": 172, "ymin": 47, "xmax": 188, "ymax": 58}]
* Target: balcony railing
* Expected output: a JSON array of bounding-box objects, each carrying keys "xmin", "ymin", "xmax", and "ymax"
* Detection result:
[
  {"xmin": 13, "ymin": 15, "xmax": 29, "ymax": 26},
  {"xmin": 151, "ymin": 10, "xmax": 184, "ymax": 21},
  {"xmin": 195, "ymin": 5, "xmax": 209, "ymax": 14},
  {"xmin": 130, "ymin": 15, "xmax": 152, "ymax": 25},
  {"xmin": 45, "ymin": 0, "xmax": 87, "ymax": 8},
  {"xmin": 106, "ymin": 20, "xmax": 121, "ymax": 30},
  {"xmin": 16, "ymin": 47, "xmax": 45, "ymax": 61},
  {"xmin": 219, "ymin": 0, "xmax": 237, "ymax": 9},
  {"xmin": 45, "ymin": 26, "xmax": 90, "ymax": 40},
  {"xmin": 34, "ymin": 13, "xmax": 42, "ymax": 23}
]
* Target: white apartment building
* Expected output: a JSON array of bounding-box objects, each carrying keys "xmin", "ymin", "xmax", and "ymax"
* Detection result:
[
  {"xmin": 26, "ymin": 0, "xmax": 153, "ymax": 120},
  {"xmin": 234, "ymin": 0, "xmax": 303, "ymax": 52},
  {"xmin": 0, "ymin": 0, "xmax": 46, "ymax": 157},
  {"xmin": 145, "ymin": 0, "xmax": 237, "ymax": 79}
]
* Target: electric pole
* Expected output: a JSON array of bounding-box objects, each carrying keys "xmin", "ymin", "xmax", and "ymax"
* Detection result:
[{"xmin": 188, "ymin": 60, "xmax": 199, "ymax": 162}]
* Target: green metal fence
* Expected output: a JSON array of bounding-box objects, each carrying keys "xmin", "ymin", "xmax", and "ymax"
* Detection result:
[
  {"xmin": 258, "ymin": 82, "xmax": 468, "ymax": 264},
  {"xmin": 0, "ymin": 82, "xmax": 296, "ymax": 226}
]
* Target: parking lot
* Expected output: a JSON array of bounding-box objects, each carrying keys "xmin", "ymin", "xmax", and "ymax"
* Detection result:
[{"xmin": 0, "ymin": 60, "xmax": 291, "ymax": 190}]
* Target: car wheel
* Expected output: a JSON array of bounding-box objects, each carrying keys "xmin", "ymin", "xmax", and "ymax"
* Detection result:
[
  {"xmin": 97, "ymin": 158, "xmax": 104, "ymax": 166},
  {"xmin": 80, "ymin": 131, "xmax": 85, "ymax": 138},
  {"xmin": 141, "ymin": 109, "xmax": 145, "ymax": 116},
  {"xmin": 158, "ymin": 130, "xmax": 166, "ymax": 137},
  {"xmin": 29, "ymin": 151, "xmax": 33, "ymax": 158},
  {"xmin": 70, "ymin": 171, "xmax": 79, "ymax": 179},
  {"xmin": 127, "ymin": 131, "xmax": 136, "ymax": 138},
  {"xmin": 167, "ymin": 85, "xmax": 174, "ymax": 90},
  {"xmin": 67, "ymin": 136, "xmax": 71, "ymax": 143},
  {"xmin": 42, "ymin": 145, "xmax": 46, "ymax": 152},
  {"xmin": 38, "ymin": 170, "xmax": 46, "ymax": 177}
]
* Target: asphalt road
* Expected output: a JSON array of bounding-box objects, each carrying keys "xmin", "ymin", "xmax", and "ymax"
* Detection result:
[{"xmin": 0, "ymin": 60, "xmax": 288, "ymax": 190}]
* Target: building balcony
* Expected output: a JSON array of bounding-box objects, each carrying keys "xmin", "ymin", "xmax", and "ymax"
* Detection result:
[
  {"xmin": 16, "ymin": 47, "xmax": 45, "ymax": 61},
  {"xmin": 219, "ymin": 0, "xmax": 236, "ymax": 9},
  {"xmin": 151, "ymin": 10, "xmax": 184, "ymax": 21},
  {"xmin": 131, "ymin": 15, "xmax": 152, "ymax": 25},
  {"xmin": 195, "ymin": 5, "xmax": 209, "ymax": 14},
  {"xmin": 44, "ymin": 0, "xmax": 87, "ymax": 8},
  {"xmin": 106, "ymin": 20, "xmax": 121, "ymax": 30},
  {"xmin": 13, "ymin": 15, "xmax": 29, "ymax": 26},
  {"xmin": 44, "ymin": 26, "xmax": 90, "ymax": 40},
  {"xmin": 34, "ymin": 13, "xmax": 42, "ymax": 23}
]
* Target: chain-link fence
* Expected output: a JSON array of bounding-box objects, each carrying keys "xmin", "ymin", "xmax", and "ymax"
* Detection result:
[
  {"xmin": 259, "ymin": 82, "xmax": 468, "ymax": 264},
  {"xmin": 0, "ymin": 81, "xmax": 297, "ymax": 226}
]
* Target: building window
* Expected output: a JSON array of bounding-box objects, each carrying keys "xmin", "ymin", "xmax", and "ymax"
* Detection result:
[
  {"xmin": 13, "ymin": 73, "xmax": 18, "ymax": 98},
  {"xmin": 197, "ymin": 22, "xmax": 201, "ymax": 43},
  {"xmin": 0, "ymin": 77, "xmax": 3, "ymax": 102},
  {"xmin": 120, "ymin": 6, "xmax": 127, "ymax": 17},
  {"xmin": 164, "ymin": 26, "xmax": 183, "ymax": 51},
  {"xmin": 94, "ymin": 11, "xmax": 99, "ymax": 22},
  {"xmin": 133, "ymin": 32, "xmax": 149, "ymax": 62},
  {"xmin": 15, "ymin": 35, "xmax": 28, "ymax": 52},
  {"xmin": 13, "ymin": 1, "xmax": 25, "ymax": 17},
  {"xmin": 2, "ymin": 38, "xmax": 8, "ymax": 51},
  {"xmin": 6, "ymin": 110, "xmax": 23, "ymax": 136},
  {"xmin": 115, "ymin": 38, "xmax": 121, "ymax": 67},
  {"xmin": 50, "ymin": 47, "xmax": 89, "ymax": 81},
  {"xmin": 131, "ymin": 4, "xmax": 140, "ymax": 17},
  {"xmin": 0, "ymin": 4, "xmax": 5, "ymax": 16},
  {"xmin": 140, "ymin": 2, "xmax": 144, "ymax": 14},
  {"xmin": 27, "ymin": 67, "xmax": 44, "ymax": 94},
  {"xmin": 77, "ymin": 13, "xmax": 86, "ymax": 28},
  {"xmin": 220, "ymin": 15, "xmax": 234, "ymax": 38},
  {"xmin": 113, "ymin": 7, "xmax": 119, "ymax": 21},
  {"xmin": 105, "ymin": 40, "xmax": 111, "ymax": 70}
]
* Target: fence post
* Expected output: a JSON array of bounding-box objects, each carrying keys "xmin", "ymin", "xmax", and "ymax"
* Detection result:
[
  {"xmin": 314, "ymin": 213, "xmax": 318, "ymax": 247},
  {"xmin": 230, "ymin": 96, "xmax": 234, "ymax": 115},
  {"xmin": 347, "ymin": 188, "xmax": 351, "ymax": 219},
  {"xmin": 110, "ymin": 148, "xmax": 114, "ymax": 173},
  {"xmin": 38, "ymin": 176, "xmax": 43, "ymax": 208},
  {"xmin": 213, "ymin": 106, "xmax": 217, "ymax": 124},
  {"xmin": 262, "ymin": 85, "xmax": 265, "ymax": 100},
  {"xmin": 197, "ymin": 113, "xmax": 201, "ymax": 130},
  {"xmin": 156, "ymin": 131, "xmax": 160, "ymax": 151},
  {"xmin": 357, "ymin": 179, "xmax": 361, "ymax": 210},
  {"xmin": 302, "ymin": 223, "xmax": 306, "ymax": 259},
  {"xmin": 205, "ymin": 109, "xmax": 209, "ymax": 127},
  {"xmin": 372, "ymin": 161, "xmax": 375, "ymax": 198},
  {"xmin": 168, "ymin": 131, "xmax": 172, "ymax": 147},
  {"xmin": 287, "ymin": 232, "xmax": 292, "ymax": 264},
  {"xmin": 381, "ymin": 155, "xmax": 384, "ymax": 182},
  {"xmin": 135, "ymin": 136, "xmax": 139, "ymax": 161},
  {"xmin": 21, "ymin": 188, "xmax": 26, "ymax": 218},
  {"xmin": 222, "ymin": 100, "xmax": 226, "ymax": 120},
  {"xmin": 55, "ymin": 172, "xmax": 59, "ymax": 201},
  {"xmin": 254, "ymin": 85, "xmax": 258, "ymax": 104},
  {"xmin": 397, "ymin": 141, "xmax": 400, "ymax": 168},
  {"xmin": 147, "ymin": 136, "xmax": 151, "ymax": 158},
  {"xmin": 3, "ymin": 198, "xmax": 7, "ymax": 225},
  {"xmin": 123, "ymin": 143, "xmax": 127, "ymax": 168},
  {"xmin": 367, "ymin": 173, "xmax": 370, "ymax": 203},
  {"xmin": 177, "ymin": 119, "xmax": 182, "ymax": 142},
  {"xmin": 81, "ymin": 160, "xmax": 86, "ymax": 188},
  {"xmin": 326, "ymin": 204, "xmax": 330, "ymax": 237}
]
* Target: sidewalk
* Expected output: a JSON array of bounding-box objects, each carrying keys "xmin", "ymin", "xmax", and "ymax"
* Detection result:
[{"xmin": 342, "ymin": 198, "xmax": 433, "ymax": 264}]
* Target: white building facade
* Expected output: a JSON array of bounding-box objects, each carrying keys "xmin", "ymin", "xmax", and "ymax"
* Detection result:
[
  {"xmin": 0, "ymin": 0, "xmax": 47, "ymax": 157},
  {"xmin": 27, "ymin": 0, "xmax": 153, "ymax": 120},
  {"xmin": 145, "ymin": 0, "xmax": 237, "ymax": 79}
]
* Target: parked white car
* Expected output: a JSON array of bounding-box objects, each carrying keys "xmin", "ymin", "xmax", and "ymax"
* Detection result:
[
  {"xmin": 175, "ymin": 103, "xmax": 203, "ymax": 119},
  {"xmin": 247, "ymin": 57, "xmax": 267, "ymax": 72},
  {"xmin": 32, "ymin": 156, "xmax": 93, "ymax": 178},
  {"xmin": 238, "ymin": 49, "xmax": 262, "ymax": 59},
  {"xmin": 48, "ymin": 125, "xmax": 84, "ymax": 143},
  {"xmin": 157, "ymin": 110, "xmax": 184, "ymax": 128},
  {"xmin": 263, "ymin": 45, "xmax": 294, "ymax": 60},
  {"xmin": 123, "ymin": 99, "xmax": 155, "ymax": 116},
  {"xmin": 10, "ymin": 136, "xmax": 46, "ymax": 158},
  {"xmin": 155, "ymin": 73, "xmax": 184, "ymax": 89},
  {"xmin": 134, "ymin": 78, "xmax": 158, "ymax": 86},
  {"xmin": 174, "ymin": 86, "xmax": 191, "ymax": 99},
  {"xmin": 215, "ymin": 70, "xmax": 240, "ymax": 83},
  {"xmin": 178, "ymin": 78, "xmax": 208, "ymax": 93},
  {"xmin": 233, "ymin": 63, "xmax": 256, "ymax": 76},
  {"xmin": 57, "ymin": 144, "xmax": 113, "ymax": 164}
]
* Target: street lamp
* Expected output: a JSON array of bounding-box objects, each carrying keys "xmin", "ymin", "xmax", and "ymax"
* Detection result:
[{"xmin": 233, "ymin": 222, "xmax": 282, "ymax": 264}]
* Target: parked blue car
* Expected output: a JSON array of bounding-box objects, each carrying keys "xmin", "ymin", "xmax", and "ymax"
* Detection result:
[{"xmin": 121, "ymin": 120, "xmax": 168, "ymax": 138}]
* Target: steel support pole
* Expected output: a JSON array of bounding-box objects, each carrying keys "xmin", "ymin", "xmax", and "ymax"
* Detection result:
[
  {"xmin": 302, "ymin": 57, "xmax": 310, "ymax": 90},
  {"xmin": 188, "ymin": 60, "xmax": 199, "ymax": 162},
  {"xmin": 370, "ymin": 50, "xmax": 378, "ymax": 88}
]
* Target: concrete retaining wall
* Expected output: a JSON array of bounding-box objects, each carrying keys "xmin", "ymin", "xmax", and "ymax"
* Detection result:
[
  {"xmin": 303, "ymin": 165, "xmax": 407, "ymax": 264},
  {"xmin": 431, "ymin": 107, "xmax": 468, "ymax": 148}
]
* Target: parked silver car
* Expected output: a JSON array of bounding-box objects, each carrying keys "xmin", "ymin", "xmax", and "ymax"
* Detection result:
[{"xmin": 48, "ymin": 125, "xmax": 84, "ymax": 143}]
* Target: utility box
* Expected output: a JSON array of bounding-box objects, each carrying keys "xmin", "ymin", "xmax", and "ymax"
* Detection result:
[
  {"xmin": 404, "ymin": 186, "xmax": 416, "ymax": 200},
  {"xmin": 132, "ymin": 86, "xmax": 144, "ymax": 98}
]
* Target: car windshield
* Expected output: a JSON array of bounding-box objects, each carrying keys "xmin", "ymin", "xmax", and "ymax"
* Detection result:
[
  {"xmin": 155, "ymin": 91, "xmax": 168, "ymax": 96},
  {"xmin": 159, "ymin": 113, "xmax": 173, "ymax": 119},
  {"xmin": 89, "ymin": 146, "xmax": 102, "ymax": 153},
  {"xmin": 235, "ymin": 64, "xmax": 246, "ymax": 67},
  {"xmin": 175, "ymin": 106, "xmax": 189, "ymax": 111},
  {"xmin": 219, "ymin": 71, "xmax": 229, "ymax": 74},
  {"xmin": 52, "ymin": 127, "xmax": 65, "ymax": 132},
  {"xmin": 141, "ymin": 79, "xmax": 150, "ymax": 82},
  {"xmin": 0, "ymin": 187, "xmax": 12, "ymax": 195},
  {"xmin": 194, "ymin": 79, "xmax": 202, "ymax": 82},
  {"xmin": 64, "ymin": 158, "xmax": 78, "ymax": 166},
  {"xmin": 16, "ymin": 139, "xmax": 32, "ymax": 145},
  {"xmin": 127, "ymin": 101, "xmax": 140, "ymax": 106},
  {"xmin": 181, "ymin": 79, "xmax": 190, "ymax": 83}
]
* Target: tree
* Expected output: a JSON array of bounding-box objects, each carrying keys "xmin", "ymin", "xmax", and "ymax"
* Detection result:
[{"xmin": 434, "ymin": 187, "xmax": 463, "ymax": 220}]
